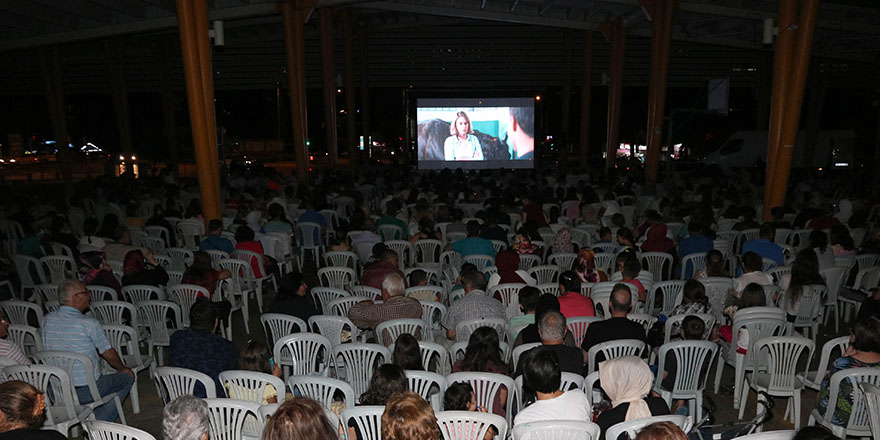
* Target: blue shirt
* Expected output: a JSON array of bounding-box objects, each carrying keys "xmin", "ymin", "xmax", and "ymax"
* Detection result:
[
  {"xmin": 451, "ymin": 237, "xmax": 496, "ymax": 258},
  {"xmin": 199, "ymin": 234, "xmax": 235, "ymax": 254},
  {"xmin": 297, "ymin": 210, "xmax": 327, "ymax": 227},
  {"xmin": 741, "ymin": 238, "xmax": 785, "ymax": 266},
  {"xmin": 169, "ymin": 329, "xmax": 239, "ymax": 398},
  {"xmin": 42, "ymin": 306, "xmax": 112, "ymax": 386},
  {"xmin": 678, "ymin": 234, "xmax": 714, "ymax": 279}
]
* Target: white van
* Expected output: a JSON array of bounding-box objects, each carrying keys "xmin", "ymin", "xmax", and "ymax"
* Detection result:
[{"xmin": 702, "ymin": 130, "xmax": 855, "ymax": 171}]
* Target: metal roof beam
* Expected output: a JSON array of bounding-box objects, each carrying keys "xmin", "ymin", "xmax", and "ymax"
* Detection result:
[{"xmin": 359, "ymin": 1, "xmax": 600, "ymax": 30}]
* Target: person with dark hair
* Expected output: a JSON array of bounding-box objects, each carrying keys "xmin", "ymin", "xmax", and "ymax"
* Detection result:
[
  {"xmin": 391, "ymin": 333, "xmax": 423, "ymax": 371},
  {"xmin": 264, "ymin": 397, "xmax": 337, "ymax": 440},
  {"xmin": 447, "ymin": 220, "xmax": 495, "ymax": 258},
  {"xmin": 78, "ymin": 217, "xmax": 107, "ymax": 249},
  {"xmin": 0, "ymin": 381, "xmax": 66, "ymax": 440},
  {"xmin": 169, "ymin": 297, "xmax": 239, "ymax": 398},
  {"xmin": 508, "ymin": 285, "xmax": 540, "ymax": 328},
  {"xmin": 444, "ymin": 381, "xmax": 479, "ymax": 412},
  {"xmin": 508, "ymin": 107, "xmax": 534, "ymax": 160},
  {"xmin": 695, "ymin": 249, "xmax": 726, "ymax": 280},
  {"xmin": 621, "ymin": 258, "xmax": 646, "ymax": 302},
  {"xmin": 557, "ymin": 270, "xmax": 594, "ymax": 318},
  {"xmin": 616, "ymin": 227, "xmax": 636, "ymax": 249},
  {"xmin": 791, "ymin": 426, "xmax": 837, "ymax": 440},
  {"xmin": 78, "ymin": 250, "xmax": 122, "ymax": 295},
  {"xmin": 658, "ymin": 316, "xmax": 709, "ymax": 414},
  {"xmin": 234, "ymin": 225, "xmax": 269, "ymax": 278},
  {"xmin": 381, "ymin": 392, "xmax": 440, "ymax": 440},
  {"xmin": 264, "ymin": 203, "xmax": 293, "ymax": 234},
  {"xmin": 719, "ymin": 283, "xmax": 767, "ymax": 354},
  {"xmin": 121, "ymin": 249, "xmax": 169, "ymax": 287},
  {"xmin": 677, "ymin": 222, "xmax": 713, "ymax": 279},
  {"xmin": 268, "ymin": 270, "xmax": 319, "ymax": 322},
  {"xmin": 580, "ymin": 284, "xmax": 646, "ymax": 368},
  {"xmin": 199, "ymin": 219, "xmax": 235, "ymax": 254},
  {"xmin": 733, "ymin": 251, "xmax": 773, "ymax": 294},
  {"xmin": 377, "ymin": 199, "xmax": 408, "ymax": 240},
  {"xmin": 359, "ymin": 364, "xmax": 409, "ymax": 406},
  {"xmin": 808, "ymin": 229, "xmax": 834, "ymax": 272},
  {"xmin": 443, "ymin": 267, "xmax": 505, "ymax": 341},
  {"xmin": 231, "ymin": 340, "xmax": 283, "ymax": 404},
  {"xmin": 594, "ymin": 227, "xmax": 613, "ymax": 244},
  {"xmin": 741, "ymin": 222, "xmax": 784, "ymax": 266},
  {"xmin": 360, "ymin": 249, "xmax": 405, "ymax": 290},
  {"xmin": 830, "ymin": 224, "xmax": 857, "ymax": 258},
  {"xmin": 452, "ymin": 327, "xmax": 510, "ymax": 417},
  {"xmin": 816, "ymin": 318, "xmax": 880, "ymax": 428},
  {"xmin": 513, "ymin": 349, "xmax": 590, "ymax": 426},
  {"xmin": 778, "ymin": 249, "xmax": 825, "ymax": 320}
]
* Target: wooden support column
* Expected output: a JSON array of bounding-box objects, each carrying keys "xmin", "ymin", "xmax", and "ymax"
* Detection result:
[
  {"xmin": 765, "ymin": 0, "xmax": 820, "ymax": 216},
  {"xmin": 762, "ymin": 0, "xmax": 797, "ymax": 217},
  {"xmin": 343, "ymin": 10, "xmax": 357, "ymax": 170},
  {"xmin": 644, "ymin": 0, "xmax": 674, "ymax": 183},
  {"xmin": 39, "ymin": 47, "xmax": 74, "ymax": 194},
  {"xmin": 359, "ymin": 23, "xmax": 371, "ymax": 153},
  {"xmin": 176, "ymin": 0, "xmax": 221, "ymax": 220},
  {"xmin": 579, "ymin": 31, "xmax": 594, "ymax": 169},
  {"xmin": 602, "ymin": 20, "xmax": 626, "ymax": 170},
  {"xmin": 282, "ymin": 1, "xmax": 310, "ymax": 184},
  {"xmin": 193, "ymin": 0, "xmax": 221, "ymax": 198},
  {"xmin": 106, "ymin": 41, "xmax": 133, "ymax": 156},
  {"xmin": 320, "ymin": 8, "xmax": 338, "ymax": 166}
]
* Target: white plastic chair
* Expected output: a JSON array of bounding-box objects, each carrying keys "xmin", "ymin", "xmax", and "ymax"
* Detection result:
[
  {"xmin": 490, "ymin": 283, "xmax": 528, "ymax": 321},
  {"xmin": 329, "ymin": 296, "xmax": 372, "ymax": 317},
  {"xmin": 13, "ymin": 254, "xmax": 45, "ymax": 300},
  {"xmin": 859, "ymin": 382, "xmax": 880, "ymax": 440},
  {"xmin": 446, "ymin": 372, "xmax": 517, "ymax": 427},
  {"xmin": 137, "ymin": 300, "xmax": 181, "ymax": 366},
  {"xmin": 654, "ymin": 340, "xmax": 718, "ymax": 421},
  {"xmin": 176, "ymin": 221, "xmax": 204, "ymax": 251},
  {"xmin": 342, "ymin": 406, "xmax": 384, "ymax": 440},
  {"xmin": 272, "ymin": 332, "xmax": 332, "ymax": 380},
  {"xmin": 331, "ymin": 343, "xmax": 390, "ymax": 398},
  {"xmin": 784, "ymin": 284, "xmax": 826, "ymax": 341},
  {"xmin": 418, "ymin": 299, "xmax": 447, "ymax": 332},
  {"xmin": 39, "ymin": 255, "xmax": 76, "ymax": 284},
  {"xmin": 102, "ymin": 324, "xmax": 152, "ymax": 414},
  {"xmin": 415, "ymin": 239, "xmax": 444, "ymax": 267},
  {"xmin": 3, "ymin": 364, "xmax": 93, "ymax": 435},
  {"xmin": 681, "ymin": 252, "xmax": 708, "ymax": 279},
  {"xmin": 121, "ymin": 284, "xmax": 165, "ymax": 304},
  {"xmin": 801, "ymin": 335, "xmax": 850, "ymax": 391},
  {"xmin": 586, "ymin": 339, "xmax": 646, "ymax": 375},
  {"xmin": 406, "ymin": 369, "xmax": 447, "ymax": 411},
  {"xmin": 511, "ymin": 342, "xmax": 542, "ymax": 368},
  {"xmin": 236, "ymin": 249, "xmax": 277, "ymax": 313},
  {"xmin": 436, "ymin": 410, "xmax": 509, "ymax": 440},
  {"xmin": 641, "ymin": 252, "xmax": 674, "ymax": 281},
  {"xmin": 33, "ymin": 351, "xmax": 127, "ymax": 425},
  {"xmin": 87, "ymin": 285, "xmax": 118, "ymax": 302},
  {"xmin": 204, "ymin": 398, "xmax": 263, "ymax": 440},
  {"xmin": 350, "ymin": 285, "xmax": 382, "ymax": 301},
  {"xmin": 605, "ymin": 415, "xmax": 691, "ymax": 440},
  {"xmin": 518, "ymin": 254, "xmax": 542, "ymax": 271},
  {"xmin": 325, "ymin": 250, "xmax": 359, "ymax": 271},
  {"xmin": 164, "ymin": 247, "xmax": 194, "ymax": 271},
  {"xmin": 419, "ymin": 341, "xmax": 452, "ymax": 374},
  {"xmin": 311, "ymin": 287, "xmax": 349, "ymax": 314},
  {"xmin": 548, "ymin": 252, "xmax": 578, "ymax": 271},
  {"xmin": 318, "ymin": 266, "xmax": 356, "ymax": 290},
  {"xmin": 376, "ymin": 318, "xmax": 428, "ymax": 344},
  {"xmin": 819, "ymin": 266, "xmax": 846, "ymax": 333},
  {"xmin": 6, "ymin": 324, "xmax": 43, "ymax": 356},
  {"xmin": 308, "ymin": 315, "xmax": 359, "ymax": 346},
  {"xmin": 296, "ymin": 221, "xmax": 325, "ymax": 263},
  {"xmin": 454, "ymin": 317, "xmax": 506, "ymax": 342},
  {"xmin": 738, "ymin": 336, "xmax": 814, "ymax": 429},
  {"xmin": 167, "ymin": 284, "xmax": 208, "ymax": 327},
  {"xmin": 0, "ymin": 299, "xmax": 43, "ymax": 326},
  {"xmin": 730, "ymin": 430, "xmax": 796, "ymax": 440},
  {"xmin": 511, "ymin": 420, "xmax": 599, "ymax": 440},
  {"xmin": 84, "ymin": 420, "xmax": 157, "ymax": 440},
  {"xmin": 807, "ymin": 368, "xmax": 880, "ymax": 438},
  {"xmin": 648, "ymin": 280, "xmax": 685, "ymax": 316},
  {"xmin": 260, "ymin": 313, "xmax": 307, "ymax": 347},
  {"xmin": 463, "ymin": 254, "xmax": 495, "ymax": 271},
  {"xmin": 385, "ymin": 240, "xmax": 414, "ymax": 268},
  {"xmin": 567, "ymin": 316, "xmax": 601, "ymax": 348},
  {"xmin": 219, "ymin": 370, "xmax": 286, "ymax": 404},
  {"xmin": 528, "ymin": 265, "xmax": 561, "ymax": 285},
  {"xmin": 627, "ymin": 313, "xmax": 657, "ymax": 333},
  {"xmin": 288, "ymin": 375, "xmax": 356, "ymax": 408}
]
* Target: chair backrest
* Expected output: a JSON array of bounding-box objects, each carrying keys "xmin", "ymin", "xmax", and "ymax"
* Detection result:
[
  {"xmin": 328, "ymin": 296, "xmax": 372, "ymax": 317},
  {"xmin": 806, "ymin": 335, "xmax": 850, "ymax": 390},
  {"xmin": 454, "ymin": 317, "xmax": 506, "ymax": 342},
  {"xmin": 325, "ymin": 251, "xmax": 359, "ymax": 270},
  {"xmin": 655, "ymin": 340, "xmax": 718, "ymax": 394},
  {"xmin": 91, "ymin": 301, "xmax": 138, "ymax": 329},
  {"xmin": 84, "ymin": 420, "xmax": 158, "ymax": 440},
  {"xmin": 39, "ymin": 255, "xmax": 76, "ymax": 284},
  {"xmin": 331, "ymin": 343, "xmax": 391, "ymax": 398},
  {"xmin": 510, "ymin": 420, "xmax": 599, "ymax": 440},
  {"xmin": 87, "ymin": 285, "xmax": 118, "ymax": 301},
  {"xmin": 235, "ymin": 250, "xmax": 269, "ymax": 281},
  {"xmin": 418, "ymin": 341, "xmax": 451, "ymax": 374},
  {"xmin": 137, "ymin": 300, "xmax": 181, "ymax": 344},
  {"xmin": 860, "ymin": 382, "xmax": 880, "ymax": 440},
  {"xmin": 817, "ymin": 368, "xmax": 880, "ymax": 437},
  {"xmin": 2, "ymin": 364, "xmax": 79, "ymax": 428},
  {"xmin": 567, "ymin": 316, "xmax": 601, "ymax": 348},
  {"xmin": 102, "ymin": 324, "xmax": 146, "ymax": 369},
  {"xmin": 406, "ymin": 370, "xmax": 447, "ymax": 410},
  {"xmin": 626, "ymin": 313, "xmax": 657, "ymax": 333},
  {"xmin": 164, "ymin": 247, "xmax": 195, "ymax": 271},
  {"xmin": 385, "ymin": 240, "xmax": 414, "ymax": 268},
  {"xmin": 308, "ymin": 315, "xmax": 358, "ymax": 346},
  {"xmin": 752, "ymin": 336, "xmax": 814, "ymax": 392},
  {"xmin": 14, "ymin": 254, "xmax": 45, "ymax": 286},
  {"xmin": 649, "ymin": 280, "xmax": 685, "ymax": 316},
  {"xmin": 350, "ymin": 285, "xmax": 382, "ymax": 300},
  {"xmin": 489, "ymin": 283, "xmax": 527, "ymax": 321},
  {"xmin": 640, "ymin": 252, "xmax": 673, "ymax": 281},
  {"xmin": 518, "ymin": 254, "xmax": 542, "ymax": 271},
  {"xmin": 0, "ymin": 300, "xmax": 43, "ymax": 326},
  {"xmin": 445, "ymin": 372, "xmax": 516, "ymax": 426},
  {"xmin": 6, "ymin": 324, "xmax": 43, "ymax": 355},
  {"xmin": 527, "ymin": 265, "xmax": 561, "ymax": 285},
  {"xmin": 548, "ymin": 253, "xmax": 578, "ymax": 272},
  {"xmin": 260, "ymin": 313, "xmax": 307, "ymax": 348},
  {"xmin": 820, "ymin": 266, "xmax": 846, "ymax": 304},
  {"xmin": 436, "ymin": 410, "xmax": 509, "ymax": 440},
  {"xmin": 463, "ymin": 254, "xmax": 495, "ymax": 271},
  {"xmin": 730, "ymin": 430, "xmax": 796, "ymax": 440},
  {"xmin": 586, "ymin": 339, "xmax": 646, "ymax": 375},
  {"xmin": 36, "ymin": 283, "xmax": 60, "ymax": 304},
  {"xmin": 605, "ymin": 415, "xmax": 691, "ymax": 440},
  {"xmin": 414, "ymin": 239, "xmax": 444, "ymax": 264},
  {"xmin": 219, "ymin": 370, "xmax": 286, "ymax": 404},
  {"xmin": 168, "ymin": 284, "xmax": 209, "ymax": 327},
  {"xmin": 288, "ymin": 375, "xmax": 356, "ymax": 408},
  {"xmin": 204, "ymin": 398, "xmax": 262, "ymax": 440},
  {"xmin": 416, "ymin": 299, "xmax": 447, "ymax": 330},
  {"xmin": 788, "ymin": 284, "xmax": 826, "ymax": 328},
  {"xmin": 375, "ymin": 318, "xmax": 428, "ymax": 345},
  {"xmin": 272, "ymin": 332, "xmax": 331, "ymax": 379},
  {"xmin": 511, "ymin": 342, "xmax": 541, "ymax": 368},
  {"xmin": 121, "ymin": 284, "xmax": 165, "ymax": 304},
  {"xmin": 681, "ymin": 252, "xmax": 708, "ymax": 279},
  {"xmin": 317, "ymin": 266, "xmax": 356, "ymax": 289},
  {"xmin": 341, "ymin": 406, "xmax": 384, "ymax": 440},
  {"xmin": 729, "ymin": 310, "xmax": 786, "ymax": 368},
  {"xmin": 310, "ymin": 287, "xmax": 349, "ymax": 314},
  {"xmin": 32, "ymin": 350, "xmax": 102, "ymax": 403}
]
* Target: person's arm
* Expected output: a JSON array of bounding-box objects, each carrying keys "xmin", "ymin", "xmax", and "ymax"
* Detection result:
[
  {"xmin": 100, "ymin": 348, "xmax": 135, "ymax": 379},
  {"xmin": 217, "ymin": 269, "xmax": 232, "ymax": 280},
  {"xmin": 446, "ymin": 328, "xmax": 457, "ymax": 340},
  {"xmin": 347, "ymin": 300, "xmax": 376, "ymax": 329}
]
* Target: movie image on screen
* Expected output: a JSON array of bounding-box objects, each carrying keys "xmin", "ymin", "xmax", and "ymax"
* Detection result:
[{"xmin": 417, "ymin": 97, "xmax": 535, "ymax": 170}]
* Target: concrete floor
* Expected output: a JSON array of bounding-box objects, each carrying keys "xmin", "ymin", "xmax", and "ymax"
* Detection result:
[{"xmin": 120, "ymin": 292, "xmax": 841, "ymax": 438}]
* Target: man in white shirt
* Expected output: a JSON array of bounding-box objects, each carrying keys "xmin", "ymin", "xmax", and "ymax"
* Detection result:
[
  {"xmin": 513, "ymin": 349, "xmax": 591, "ymax": 426},
  {"xmin": 733, "ymin": 252, "xmax": 774, "ymax": 294}
]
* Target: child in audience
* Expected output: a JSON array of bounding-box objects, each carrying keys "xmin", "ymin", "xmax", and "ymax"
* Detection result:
[
  {"xmin": 659, "ymin": 316, "xmax": 708, "ymax": 415},
  {"xmin": 231, "ymin": 340, "xmax": 283, "ymax": 404},
  {"xmin": 443, "ymin": 382, "xmax": 496, "ymax": 440}
]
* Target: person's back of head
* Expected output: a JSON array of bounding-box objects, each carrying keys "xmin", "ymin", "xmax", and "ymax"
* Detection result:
[
  {"xmin": 207, "ymin": 219, "xmax": 223, "ymax": 234},
  {"xmin": 634, "ymin": 421, "xmax": 688, "ymax": 440},
  {"xmin": 0, "ymin": 380, "xmax": 44, "ymax": 431},
  {"xmin": 268, "ymin": 203, "xmax": 284, "ymax": 221},
  {"xmin": 518, "ymin": 286, "xmax": 540, "ymax": 314},
  {"xmin": 371, "ymin": 243, "xmax": 388, "ymax": 261},
  {"xmin": 771, "ymin": 206, "xmax": 785, "ymax": 222},
  {"xmin": 263, "ymin": 397, "xmax": 336, "ymax": 440},
  {"xmin": 681, "ymin": 280, "xmax": 708, "ymax": 306},
  {"xmin": 461, "ymin": 267, "xmax": 488, "ymax": 292},
  {"xmin": 622, "ymin": 258, "xmax": 640, "ymax": 280},
  {"xmin": 162, "ymin": 395, "xmax": 210, "ymax": 440},
  {"xmin": 189, "ymin": 298, "xmax": 218, "ymax": 333},
  {"xmin": 759, "ymin": 222, "xmax": 775, "ymax": 240},
  {"xmin": 392, "ymin": 333, "xmax": 423, "ymax": 370},
  {"xmin": 385, "ymin": 199, "xmax": 401, "ymax": 217},
  {"xmin": 381, "ymin": 392, "xmax": 439, "ymax": 440},
  {"xmin": 610, "ymin": 284, "xmax": 633, "ymax": 315},
  {"xmin": 538, "ymin": 310, "xmax": 566, "ymax": 343},
  {"xmin": 466, "ymin": 220, "xmax": 481, "ymax": 237},
  {"xmin": 408, "ymin": 270, "xmax": 427, "ymax": 287},
  {"xmin": 850, "ymin": 318, "xmax": 880, "ymax": 354},
  {"xmin": 558, "ymin": 270, "xmax": 581, "ymax": 295},
  {"xmin": 381, "ymin": 249, "xmax": 399, "ymax": 266},
  {"xmin": 360, "ymin": 364, "xmax": 408, "ymax": 406},
  {"xmin": 598, "ymin": 227, "xmax": 611, "ymax": 241},
  {"xmin": 741, "ymin": 251, "xmax": 763, "ymax": 273},
  {"xmin": 680, "ymin": 315, "xmax": 706, "ymax": 340},
  {"xmin": 239, "ymin": 340, "xmax": 272, "ymax": 374},
  {"xmin": 521, "ymin": 348, "xmax": 561, "ymax": 394},
  {"xmin": 382, "ymin": 272, "xmax": 406, "ymax": 298},
  {"xmin": 443, "ymin": 381, "xmax": 475, "ymax": 411},
  {"xmin": 83, "ymin": 217, "xmax": 100, "ymax": 236},
  {"xmin": 739, "ymin": 283, "xmax": 767, "ymax": 309},
  {"xmin": 792, "ymin": 426, "xmax": 837, "ymax": 440},
  {"xmin": 234, "ymin": 225, "xmax": 254, "ymax": 242}
]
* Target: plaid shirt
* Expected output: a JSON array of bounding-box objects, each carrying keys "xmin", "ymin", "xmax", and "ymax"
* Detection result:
[
  {"xmin": 348, "ymin": 295, "xmax": 422, "ymax": 344},
  {"xmin": 443, "ymin": 290, "xmax": 506, "ymax": 330}
]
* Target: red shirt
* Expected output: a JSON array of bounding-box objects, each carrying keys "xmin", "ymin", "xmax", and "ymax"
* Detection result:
[
  {"xmin": 360, "ymin": 261, "xmax": 405, "ymax": 290},
  {"xmin": 235, "ymin": 241, "xmax": 265, "ymax": 277},
  {"xmin": 558, "ymin": 291, "xmax": 595, "ymax": 318}
]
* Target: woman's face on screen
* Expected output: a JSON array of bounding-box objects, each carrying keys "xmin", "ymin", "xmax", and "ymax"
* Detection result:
[{"xmin": 455, "ymin": 116, "xmax": 469, "ymax": 136}]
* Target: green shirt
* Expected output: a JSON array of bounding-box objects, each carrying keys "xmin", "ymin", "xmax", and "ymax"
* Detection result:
[
  {"xmin": 508, "ymin": 314, "xmax": 535, "ymax": 329},
  {"xmin": 377, "ymin": 216, "xmax": 408, "ymax": 239}
]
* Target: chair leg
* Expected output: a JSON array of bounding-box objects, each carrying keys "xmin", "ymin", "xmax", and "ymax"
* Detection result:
[
  {"xmin": 130, "ymin": 380, "xmax": 140, "ymax": 414},
  {"xmin": 695, "ymin": 393, "xmax": 703, "ymax": 422},
  {"xmin": 793, "ymin": 392, "xmax": 802, "ymax": 429},
  {"xmin": 114, "ymin": 395, "xmax": 126, "ymax": 425},
  {"xmin": 738, "ymin": 381, "xmax": 749, "ymax": 419},
  {"xmin": 755, "ymin": 391, "xmax": 766, "ymax": 433},
  {"xmin": 713, "ymin": 358, "xmax": 724, "ymax": 394}
]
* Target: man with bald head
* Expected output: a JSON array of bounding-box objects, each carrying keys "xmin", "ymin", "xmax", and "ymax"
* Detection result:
[{"xmin": 579, "ymin": 283, "xmax": 646, "ymax": 368}]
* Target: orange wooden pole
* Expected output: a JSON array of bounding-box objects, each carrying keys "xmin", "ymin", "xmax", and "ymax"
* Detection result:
[
  {"xmin": 320, "ymin": 8, "xmax": 338, "ymax": 166},
  {"xmin": 579, "ymin": 31, "xmax": 594, "ymax": 170},
  {"xmin": 282, "ymin": 1, "xmax": 310, "ymax": 183},
  {"xmin": 767, "ymin": 0, "xmax": 820, "ymax": 213},
  {"xmin": 603, "ymin": 20, "xmax": 626, "ymax": 170},
  {"xmin": 645, "ymin": 0, "xmax": 674, "ymax": 182},
  {"xmin": 176, "ymin": 0, "xmax": 221, "ymax": 220},
  {"xmin": 193, "ymin": 0, "xmax": 222, "ymax": 204},
  {"xmin": 762, "ymin": 0, "xmax": 797, "ymax": 219}
]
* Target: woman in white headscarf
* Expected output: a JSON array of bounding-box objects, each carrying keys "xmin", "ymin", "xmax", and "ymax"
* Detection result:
[
  {"xmin": 245, "ymin": 210, "xmax": 264, "ymax": 234},
  {"xmin": 597, "ymin": 356, "xmax": 670, "ymax": 439},
  {"xmin": 834, "ymin": 199, "xmax": 853, "ymax": 224}
]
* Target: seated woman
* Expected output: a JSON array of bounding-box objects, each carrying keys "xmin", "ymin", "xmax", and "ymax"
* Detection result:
[
  {"xmin": 228, "ymin": 340, "xmax": 284, "ymax": 404},
  {"xmin": 488, "ymin": 250, "xmax": 532, "ymax": 291},
  {"xmin": 391, "ymin": 333, "xmax": 423, "ymax": 371},
  {"xmin": 597, "ymin": 356, "xmax": 670, "ymax": 440},
  {"xmin": 778, "ymin": 249, "xmax": 825, "ymax": 322},
  {"xmin": 78, "ymin": 250, "xmax": 121, "ymax": 296},
  {"xmin": 182, "ymin": 251, "xmax": 233, "ymax": 326},
  {"xmin": 349, "ymin": 364, "xmax": 409, "ymax": 440},
  {"xmin": 575, "ymin": 248, "xmax": 608, "ymax": 283},
  {"xmin": 121, "ymin": 249, "xmax": 169, "ymax": 287},
  {"xmin": 263, "ymin": 203, "xmax": 293, "ymax": 234},
  {"xmin": 234, "ymin": 225, "xmax": 276, "ymax": 279},
  {"xmin": 719, "ymin": 283, "xmax": 767, "ymax": 352},
  {"xmin": 382, "ymin": 392, "xmax": 440, "ymax": 440},
  {"xmin": 452, "ymin": 327, "xmax": 510, "ymax": 419},
  {"xmin": 267, "ymin": 271, "xmax": 318, "ymax": 322},
  {"xmin": 443, "ymin": 382, "xmax": 496, "ymax": 440},
  {"xmin": 0, "ymin": 381, "xmax": 66, "ymax": 440},
  {"xmin": 263, "ymin": 397, "xmax": 337, "ymax": 440},
  {"xmin": 816, "ymin": 318, "xmax": 880, "ymax": 427}
]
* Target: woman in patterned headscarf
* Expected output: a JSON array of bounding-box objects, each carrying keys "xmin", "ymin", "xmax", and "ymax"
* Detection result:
[
  {"xmin": 552, "ymin": 227, "xmax": 574, "ymax": 254},
  {"xmin": 78, "ymin": 250, "xmax": 121, "ymax": 295},
  {"xmin": 121, "ymin": 249, "xmax": 169, "ymax": 287}
]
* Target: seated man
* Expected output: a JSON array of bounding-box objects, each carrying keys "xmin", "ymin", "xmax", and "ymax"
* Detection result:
[
  {"xmin": 360, "ymin": 249, "xmax": 406, "ymax": 291},
  {"xmin": 621, "ymin": 258, "xmax": 646, "ymax": 302},
  {"xmin": 162, "ymin": 395, "xmax": 211, "ymax": 440},
  {"xmin": 509, "ymin": 285, "xmax": 540, "ymax": 329},
  {"xmin": 42, "ymin": 280, "xmax": 134, "ymax": 421},
  {"xmin": 376, "ymin": 199, "xmax": 408, "ymax": 240},
  {"xmin": 447, "ymin": 220, "xmax": 496, "ymax": 258},
  {"xmin": 516, "ymin": 310, "xmax": 585, "ymax": 376},
  {"xmin": 580, "ymin": 283, "xmax": 646, "ymax": 368},
  {"xmin": 513, "ymin": 349, "xmax": 591, "ymax": 426},
  {"xmin": 443, "ymin": 268, "xmax": 506, "ymax": 341},
  {"xmin": 170, "ymin": 298, "xmax": 239, "ymax": 397},
  {"xmin": 199, "ymin": 219, "xmax": 235, "ymax": 254},
  {"xmin": 349, "ymin": 273, "xmax": 422, "ymax": 345},
  {"xmin": 734, "ymin": 251, "xmax": 774, "ymax": 295},
  {"xmin": 741, "ymin": 222, "xmax": 784, "ymax": 267}
]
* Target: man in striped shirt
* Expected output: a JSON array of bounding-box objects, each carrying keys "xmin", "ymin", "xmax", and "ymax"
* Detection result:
[
  {"xmin": 42, "ymin": 279, "xmax": 134, "ymax": 421},
  {"xmin": 0, "ymin": 309, "xmax": 29, "ymax": 365}
]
